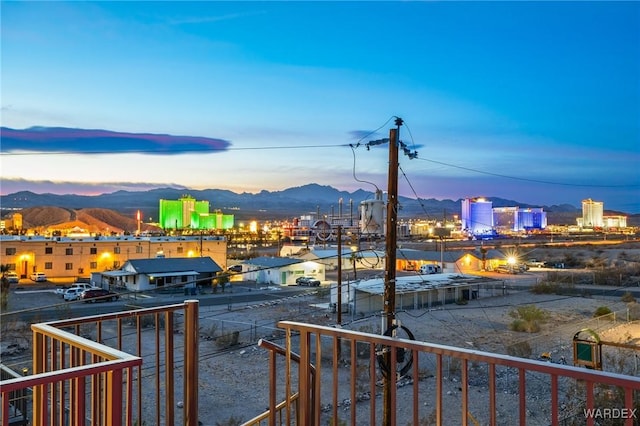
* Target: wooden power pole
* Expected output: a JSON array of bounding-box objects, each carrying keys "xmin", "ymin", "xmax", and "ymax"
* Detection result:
[{"xmin": 383, "ymin": 117, "xmax": 402, "ymax": 425}]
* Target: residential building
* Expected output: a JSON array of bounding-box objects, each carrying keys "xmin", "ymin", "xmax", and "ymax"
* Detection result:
[
  {"xmin": 242, "ymin": 256, "xmax": 325, "ymax": 285},
  {"xmin": 0, "ymin": 234, "xmax": 227, "ymax": 281},
  {"xmin": 95, "ymin": 257, "xmax": 222, "ymax": 292}
]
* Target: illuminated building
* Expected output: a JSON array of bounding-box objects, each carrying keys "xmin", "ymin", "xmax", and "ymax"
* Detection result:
[
  {"xmin": 517, "ymin": 208, "xmax": 547, "ymax": 230},
  {"xmin": 461, "ymin": 198, "xmax": 493, "ymax": 235},
  {"xmin": 493, "ymin": 207, "xmax": 547, "ymax": 232},
  {"xmin": 581, "ymin": 198, "xmax": 604, "ymax": 228},
  {"xmin": 159, "ymin": 195, "xmax": 234, "ymax": 230},
  {"xmin": 603, "ymin": 215, "xmax": 627, "ymax": 228},
  {"xmin": 0, "ymin": 212, "xmax": 22, "ymax": 232}
]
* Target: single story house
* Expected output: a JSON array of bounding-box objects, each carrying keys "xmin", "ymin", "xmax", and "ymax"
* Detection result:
[
  {"xmin": 396, "ymin": 248, "xmax": 515, "ymax": 274},
  {"xmin": 297, "ymin": 247, "xmax": 386, "ymax": 271},
  {"xmin": 94, "ymin": 257, "xmax": 222, "ymax": 292},
  {"xmin": 243, "ymin": 256, "xmax": 325, "ymax": 286}
]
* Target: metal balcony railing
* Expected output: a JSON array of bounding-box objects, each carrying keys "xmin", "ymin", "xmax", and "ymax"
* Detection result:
[
  {"xmin": 0, "ymin": 300, "xmax": 200, "ymax": 426},
  {"xmin": 244, "ymin": 321, "xmax": 640, "ymax": 426}
]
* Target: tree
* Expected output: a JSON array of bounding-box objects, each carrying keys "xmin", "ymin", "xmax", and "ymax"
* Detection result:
[
  {"xmin": 213, "ymin": 273, "xmax": 230, "ymax": 293},
  {"xmin": 0, "ymin": 264, "xmax": 11, "ymax": 310},
  {"xmin": 480, "ymin": 246, "xmax": 488, "ymax": 271}
]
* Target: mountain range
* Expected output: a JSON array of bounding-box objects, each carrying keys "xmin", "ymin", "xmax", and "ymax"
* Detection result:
[{"xmin": 0, "ymin": 184, "xmax": 598, "ymax": 226}]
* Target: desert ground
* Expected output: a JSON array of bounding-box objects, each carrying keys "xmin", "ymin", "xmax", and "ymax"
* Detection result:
[{"xmin": 191, "ymin": 285, "xmax": 639, "ymax": 426}]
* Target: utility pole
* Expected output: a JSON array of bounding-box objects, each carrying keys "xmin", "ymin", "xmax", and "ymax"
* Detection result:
[
  {"xmin": 337, "ymin": 225, "xmax": 343, "ymax": 360},
  {"xmin": 383, "ymin": 117, "xmax": 402, "ymax": 426},
  {"xmin": 337, "ymin": 225, "xmax": 342, "ymax": 326}
]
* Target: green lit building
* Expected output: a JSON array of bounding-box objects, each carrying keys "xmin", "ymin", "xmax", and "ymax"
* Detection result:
[{"xmin": 159, "ymin": 195, "xmax": 234, "ymax": 230}]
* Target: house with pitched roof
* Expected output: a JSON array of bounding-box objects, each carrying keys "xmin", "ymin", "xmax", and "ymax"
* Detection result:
[
  {"xmin": 96, "ymin": 257, "xmax": 222, "ymax": 292},
  {"xmin": 243, "ymin": 256, "xmax": 325, "ymax": 286}
]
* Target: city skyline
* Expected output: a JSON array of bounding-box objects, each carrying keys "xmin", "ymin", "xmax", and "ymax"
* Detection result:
[{"xmin": 1, "ymin": 2, "xmax": 639, "ymax": 212}]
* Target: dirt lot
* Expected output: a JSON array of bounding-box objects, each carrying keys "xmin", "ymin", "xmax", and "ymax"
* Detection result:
[{"xmin": 193, "ymin": 287, "xmax": 639, "ymax": 425}]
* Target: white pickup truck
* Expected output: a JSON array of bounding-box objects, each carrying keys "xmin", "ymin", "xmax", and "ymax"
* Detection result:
[{"xmin": 526, "ymin": 259, "xmax": 545, "ymax": 268}]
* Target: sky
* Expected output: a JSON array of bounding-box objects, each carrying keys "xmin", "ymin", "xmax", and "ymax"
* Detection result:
[{"xmin": 1, "ymin": 1, "xmax": 639, "ymax": 213}]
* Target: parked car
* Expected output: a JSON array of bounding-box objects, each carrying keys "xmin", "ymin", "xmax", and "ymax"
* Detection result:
[
  {"xmin": 30, "ymin": 272, "xmax": 47, "ymax": 282},
  {"xmin": 420, "ymin": 264, "xmax": 441, "ymax": 275},
  {"xmin": 56, "ymin": 283, "xmax": 99, "ymax": 297},
  {"xmin": 496, "ymin": 265, "xmax": 518, "ymax": 274},
  {"xmin": 63, "ymin": 287, "xmax": 85, "ymax": 301},
  {"xmin": 55, "ymin": 285, "xmax": 73, "ymax": 296},
  {"xmin": 295, "ymin": 277, "xmax": 321, "ymax": 287},
  {"xmin": 227, "ymin": 265, "xmax": 243, "ymax": 273},
  {"xmin": 81, "ymin": 289, "xmax": 120, "ymax": 303},
  {"xmin": 5, "ymin": 271, "xmax": 19, "ymax": 284}
]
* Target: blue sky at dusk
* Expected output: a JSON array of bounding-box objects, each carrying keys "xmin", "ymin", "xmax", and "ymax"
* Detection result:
[{"xmin": 1, "ymin": 1, "xmax": 639, "ymax": 213}]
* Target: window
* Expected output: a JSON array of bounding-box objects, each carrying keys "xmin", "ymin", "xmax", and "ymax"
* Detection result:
[
  {"xmin": 136, "ymin": 246, "xmax": 143, "ymax": 254},
  {"xmin": 177, "ymin": 247, "xmax": 184, "ymax": 254},
  {"xmin": 114, "ymin": 247, "xmax": 121, "ymax": 254},
  {"xmin": 181, "ymin": 276, "xmax": 189, "ymax": 283},
  {"xmin": 65, "ymin": 263, "xmax": 73, "ymax": 270},
  {"xmin": 44, "ymin": 262, "xmax": 53, "ymax": 270},
  {"xmin": 90, "ymin": 248, "xmax": 97, "ymax": 255},
  {"xmin": 78, "ymin": 268, "xmax": 84, "ymax": 274},
  {"xmin": 113, "ymin": 261, "xmax": 120, "ymax": 269},
  {"xmin": 45, "ymin": 247, "xmax": 53, "ymax": 254},
  {"xmin": 90, "ymin": 262, "xmax": 97, "ymax": 269},
  {"xmin": 6, "ymin": 263, "xmax": 16, "ymax": 270},
  {"xmin": 65, "ymin": 248, "xmax": 73, "ymax": 255},
  {"xmin": 5, "ymin": 248, "xmax": 16, "ymax": 255}
]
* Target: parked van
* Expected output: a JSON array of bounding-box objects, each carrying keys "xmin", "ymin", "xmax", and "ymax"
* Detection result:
[{"xmin": 419, "ymin": 264, "xmax": 441, "ymax": 275}]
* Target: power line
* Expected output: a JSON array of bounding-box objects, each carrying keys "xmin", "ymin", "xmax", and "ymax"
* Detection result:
[{"xmin": 413, "ymin": 156, "xmax": 638, "ymax": 188}]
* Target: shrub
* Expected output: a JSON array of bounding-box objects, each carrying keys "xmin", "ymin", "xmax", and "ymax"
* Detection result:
[
  {"xmin": 621, "ymin": 292, "xmax": 636, "ymax": 303},
  {"xmin": 530, "ymin": 281, "xmax": 561, "ymax": 294},
  {"xmin": 506, "ymin": 340, "xmax": 533, "ymax": 358},
  {"xmin": 593, "ymin": 306, "xmax": 612, "ymax": 318},
  {"xmin": 215, "ymin": 331, "xmax": 240, "ymax": 348},
  {"xmin": 509, "ymin": 305, "xmax": 548, "ymax": 333},
  {"xmin": 510, "ymin": 318, "xmax": 541, "ymax": 333}
]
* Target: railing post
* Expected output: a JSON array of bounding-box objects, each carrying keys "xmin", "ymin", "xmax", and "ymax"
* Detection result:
[
  {"xmin": 184, "ymin": 300, "xmax": 199, "ymax": 426},
  {"xmin": 32, "ymin": 330, "xmax": 44, "ymax": 423}
]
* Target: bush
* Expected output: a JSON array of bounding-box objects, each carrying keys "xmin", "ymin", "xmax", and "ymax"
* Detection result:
[
  {"xmin": 510, "ymin": 318, "xmax": 541, "ymax": 333},
  {"xmin": 215, "ymin": 331, "xmax": 240, "ymax": 348},
  {"xmin": 530, "ymin": 281, "xmax": 561, "ymax": 294},
  {"xmin": 593, "ymin": 306, "xmax": 612, "ymax": 318},
  {"xmin": 621, "ymin": 292, "xmax": 636, "ymax": 303},
  {"xmin": 509, "ymin": 305, "xmax": 548, "ymax": 333},
  {"xmin": 506, "ymin": 340, "xmax": 532, "ymax": 358}
]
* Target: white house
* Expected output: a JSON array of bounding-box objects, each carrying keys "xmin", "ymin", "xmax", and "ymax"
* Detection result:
[{"xmin": 243, "ymin": 256, "xmax": 325, "ymax": 285}]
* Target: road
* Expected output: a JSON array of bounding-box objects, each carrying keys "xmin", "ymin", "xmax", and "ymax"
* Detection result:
[
  {"xmin": 1, "ymin": 281, "xmax": 316, "ymax": 324},
  {"xmin": 4, "ymin": 268, "xmax": 639, "ymax": 324}
]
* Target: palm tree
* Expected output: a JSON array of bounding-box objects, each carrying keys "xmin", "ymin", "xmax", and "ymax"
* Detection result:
[{"xmin": 0, "ymin": 264, "xmax": 11, "ymax": 309}]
